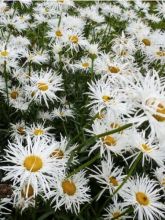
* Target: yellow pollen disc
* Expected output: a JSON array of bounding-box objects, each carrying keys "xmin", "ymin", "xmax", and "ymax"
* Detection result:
[
  {"xmin": 82, "ymin": 62, "xmax": 89, "ymax": 68},
  {"xmin": 60, "ymin": 112, "xmax": 64, "ymax": 116},
  {"xmin": 142, "ymin": 38, "xmax": 151, "ymax": 46},
  {"xmin": 145, "ymin": 97, "xmax": 156, "ymax": 107},
  {"xmin": 31, "ymin": 91, "xmax": 36, "ymax": 97},
  {"xmin": 109, "ymin": 176, "xmax": 118, "ymax": 186},
  {"xmin": 21, "ymin": 185, "xmax": 34, "ymax": 198},
  {"xmin": 120, "ymin": 50, "xmax": 127, "ymax": 56},
  {"xmin": 55, "ymin": 30, "xmax": 63, "ymax": 37},
  {"xmin": 113, "ymin": 211, "xmax": 121, "ymax": 219},
  {"xmin": 33, "ymin": 129, "xmax": 44, "ymax": 136},
  {"xmin": 161, "ymin": 178, "xmax": 165, "ymax": 186},
  {"xmin": 37, "ymin": 82, "xmax": 49, "ymax": 91},
  {"xmin": 0, "ymin": 50, "xmax": 9, "ymax": 57},
  {"xmin": 62, "ymin": 180, "xmax": 76, "ymax": 196},
  {"xmin": 108, "ymin": 66, "xmax": 120, "ymax": 74},
  {"xmin": 141, "ymin": 144, "xmax": 152, "ymax": 153},
  {"xmin": 69, "ymin": 35, "xmax": 79, "ymax": 44},
  {"xmin": 153, "ymin": 103, "xmax": 165, "ymax": 122},
  {"xmin": 110, "ymin": 123, "xmax": 119, "ymax": 129},
  {"xmin": 57, "ymin": 0, "xmax": 64, "ymax": 3},
  {"xmin": 17, "ymin": 127, "xmax": 25, "ymax": 135},
  {"xmin": 102, "ymin": 135, "xmax": 117, "ymax": 146},
  {"xmin": 102, "ymin": 95, "xmax": 111, "ymax": 103},
  {"xmin": 51, "ymin": 149, "xmax": 64, "ymax": 159},
  {"xmin": 156, "ymin": 51, "xmax": 165, "ymax": 57},
  {"xmin": 10, "ymin": 91, "xmax": 19, "ymax": 99},
  {"xmin": 96, "ymin": 112, "xmax": 105, "ymax": 119},
  {"xmin": 23, "ymin": 155, "xmax": 43, "ymax": 172},
  {"xmin": 136, "ymin": 192, "xmax": 150, "ymax": 206}
]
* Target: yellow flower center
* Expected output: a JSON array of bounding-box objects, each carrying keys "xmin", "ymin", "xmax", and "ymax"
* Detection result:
[
  {"xmin": 51, "ymin": 149, "xmax": 64, "ymax": 159},
  {"xmin": 31, "ymin": 91, "xmax": 36, "ymax": 97},
  {"xmin": 110, "ymin": 123, "xmax": 119, "ymax": 129},
  {"xmin": 146, "ymin": 98, "xmax": 165, "ymax": 122},
  {"xmin": 109, "ymin": 176, "xmax": 118, "ymax": 186},
  {"xmin": 153, "ymin": 103, "xmax": 165, "ymax": 122},
  {"xmin": 37, "ymin": 82, "xmax": 49, "ymax": 91},
  {"xmin": 62, "ymin": 180, "xmax": 76, "ymax": 196},
  {"xmin": 17, "ymin": 127, "xmax": 25, "ymax": 135},
  {"xmin": 69, "ymin": 35, "xmax": 79, "ymax": 44},
  {"xmin": 102, "ymin": 135, "xmax": 117, "ymax": 146},
  {"xmin": 0, "ymin": 50, "xmax": 9, "ymax": 57},
  {"xmin": 10, "ymin": 91, "xmax": 19, "ymax": 100},
  {"xmin": 161, "ymin": 178, "xmax": 165, "ymax": 186},
  {"xmin": 108, "ymin": 66, "xmax": 120, "ymax": 74},
  {"xmin": 82, "ymin": 62, "xmax": 89, "ymax": 69},
  {"xmin": 96, "ymin": 112, "xmax": 105, "ymax": 120},
  {"xmin": 136, "ymin": 192, "xmax": 150, "ymax": 206},
  {"xmin": 55, "ymin": 30, "xmax": 63, "ymax": 37},
  {"xmin": 21, "ymin": 184, "xmax": 34, "ymax": 198},
  {"xmin": 23, "ymin": 155, "xmax": 43, "ymax": 172},
  {"xmin": 156, "ymin": 51, "xmax": 165, "ymax": 57},
  {"xmin": 33, "ymin": 129, "xmax": 44, "ymax": 136},
  {"xmin": 113, "ymin": 211, "xmax": 121, "ymax": 219},
  {"xmin": 141, "ymin": 144, "xmax": 153, "ymax": 153},
  {"xmin": 142, "ymin": 38, "xmax": 151, "ymax": 46},
  {"xmin": 102, "ymin": 95, "xmax": 111, "ymax": 103},
  {"xmin": 120, "ymin": 50, "xmax": 127, "ymax": 56}
]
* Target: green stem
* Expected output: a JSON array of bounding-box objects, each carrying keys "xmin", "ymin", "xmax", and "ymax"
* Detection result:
[
  {"xmin": 58, "ymin": 12, "xmax": 62, "ymax": 27},
  {"xmin": 67, "ymin": 152, "xmax": 100, "ymax": 178},
  {"xmin": 62, "ymin": 120, "xmax": 68, "ymax": 137}
]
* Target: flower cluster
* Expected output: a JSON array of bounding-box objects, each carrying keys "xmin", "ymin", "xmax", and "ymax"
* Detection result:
[{"xmin": 0, "ymin": 0, "xmax": 165, "ymax": 219}]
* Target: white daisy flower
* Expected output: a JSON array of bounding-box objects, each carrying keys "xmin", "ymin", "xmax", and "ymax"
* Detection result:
[
  {"xmin": 88, "ymin": 76, "xmax": 131, "ymax": 117},
  {"xmin": 12, "ymin": 183, "xmax": 36, "ymax": 212},
  {"xmin": 1, "ymin": 136, "xmax": 65, "ymax": 196},
  {"xmin": 63, "ymin": 29, "xmax": 87, "ymax": 52},
  {"xmin": 86, "ymin": 43, "xmax": 100, "ymax": 59},
  {"xmin": 37, "ymin": 111, "xmax": 52, "ymax": 121},
  {"xmin": 51, "ymin": 106, "xmax": 74, "ymax": 120},
  {"xmin": 90, "ymin": 153, "xmax": 126, "ymax": 199},
  {"xmin": 125, "ymin": 70, "xmax": 165, "ymax": 139},
  {"xmin": 24, "ymin": 48, "xmax": 49, "ymax": 65},
  {"xmin": 73, "ymin": 57, "xmax": 91, "ymax": 73},
  {"xmin": 120, "ymin": 175, "xmax": 165, "ymax": 220},
  {"xmin": 103, "ymin": 198, "xmax": 131, "ymax": 220},
  {"xmin": 26, "ymin": 123, "xmax": 53, "ymax": 140},
  {"xmin": 63, "ymin": 15, "xmax": 85, "ymax": 32},
  {"xmin": 79, "ymin": 5, "xmax": 104, "ymax": 23},
  {"xmin": 49, "ymin": 170, "xmax": 90, "ymax": 214},
  {"xmin": 128, "ymin": 130, "xmax": 165, "ymax": 167},
  {"xmin": 145, "ymin": 45, "xmax": 165, "ymax": 64},
  {"xmin": 10, "ymin": 121, "xmax": 26, "ymax": 140},
  {"xmin": 27, "ymin": 69, "xmax": 63, "ymax": 107},
  {"xmin": 95, "ymin": 54, "xmax": 131, "ymax": 77},
  {"xmin": 87, "ymin": 116, "xmax": 131, "ymax": 156},
  {"xmin": 50, "ymin": 135, "xmax": 78, "ymax": 165}
]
